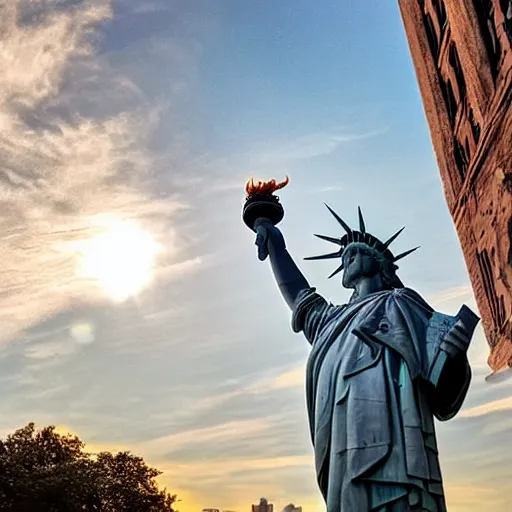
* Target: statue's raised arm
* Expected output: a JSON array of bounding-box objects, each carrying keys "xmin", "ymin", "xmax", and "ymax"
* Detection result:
[
  {"xmin": 253, "ymin": 218, "xmax": 310, "ymax": 309},
  {"xmin": 242, "ymin": 177, "xmax": 310, "ymax": 309},
  {"xmin": 242, "ymin": 180, "xmax": 481, "ymax": 512}
]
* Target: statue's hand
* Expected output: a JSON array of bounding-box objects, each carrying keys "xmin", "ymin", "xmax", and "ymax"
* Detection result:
[
  {"xmin": 254, "ymin": 218, "xmax": 286, "ymax": 261},
  {"xmin": 441, "ymin": 305, "xmax": 479, "ymax": 359}
]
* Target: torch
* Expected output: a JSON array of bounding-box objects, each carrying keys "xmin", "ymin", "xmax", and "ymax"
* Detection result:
[{"xmin": 242, "ymin": 176, "xmax": 289, "ymax": 231}]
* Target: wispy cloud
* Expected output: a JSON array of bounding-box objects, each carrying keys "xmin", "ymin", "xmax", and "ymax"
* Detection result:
[
  {"xmin": 188, "ymin": 128, "xmax": 385, "ymax": 199},
  {"xmin": 256, "ymin": 129, "xmax": 387, "ymax": 164},
  {"xmin": 140, "ymin": 419, "xmax": 275, "ymax": 458},
  {"xmin": 265, "ymin": 366, "xmax": 305, "ymax": 390},
  {"xmin": 444, "ymin": 484, "xmax": 508, "ymax": 512},
  {"xmin": 159, "ymin": 454, "xmax": 311, "ymax": 481},
  {"xmin": 23, "ymin": 337, "xmax": 78, "ymax": 361},
  {"xmin": 485, "ymin": 367, "xmax": 512, "ymax": 383},
  {"xmin": 175, "ymin": 364, "xmax": 306, "ymax": 419},
  {"xmin": 0, "ymin": 1, "xmax": 193, "ymax": 342},
  {"xmin": 459, "ymin": 396, "xmax": 512, "ymax": 418},
  {"xmin": 308, "ymin": 184, "xmax": 345, "ymax": 194},
  {"xmin": 427, "ymin": 285, "xmax": 476, "ymax": 310}
]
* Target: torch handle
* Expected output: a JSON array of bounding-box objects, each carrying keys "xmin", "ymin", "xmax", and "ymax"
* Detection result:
[
  {"xmin": 254, "ymin": 217, "xmax": 287, "ymax": 262},
  {"xmin": 254, "ymin": 219, "xmax": 271, "ymax": 261}
]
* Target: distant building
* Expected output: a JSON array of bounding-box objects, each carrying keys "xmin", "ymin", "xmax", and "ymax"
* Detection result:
[
  {"xmin": 252, "ymin": 498, "xmax": 273, "ymax": 512},
  {"xmin": 281, "ymin": 505, "xmax": 302, "ymax": 512},
  {"xmin": 398, "ymin": 0, "xmax": 512, "ymax": 371}
]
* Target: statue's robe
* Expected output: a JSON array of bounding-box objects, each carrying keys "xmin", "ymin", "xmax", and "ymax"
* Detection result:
[{"xmin": 292, "ymin": 287, "xmax": 475, "ymax": 512}]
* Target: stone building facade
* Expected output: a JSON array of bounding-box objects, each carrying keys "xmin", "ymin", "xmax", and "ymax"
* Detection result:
[{"xmin": 398, "ymin": 0, "xmax": 512, "ymax": 370}]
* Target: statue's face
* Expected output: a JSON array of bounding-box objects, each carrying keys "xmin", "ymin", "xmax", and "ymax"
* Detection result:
[{"xmin": 341, "ymin": 245, "xmax": 381, "ymax": 288}]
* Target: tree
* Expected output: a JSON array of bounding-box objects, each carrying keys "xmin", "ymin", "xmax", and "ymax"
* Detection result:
[{"xmin": 0, "ymin": 423, "xmax": 177, "ymax": 512}]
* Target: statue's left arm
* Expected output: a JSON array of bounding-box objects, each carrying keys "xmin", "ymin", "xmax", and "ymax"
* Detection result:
[
  {"xmin": 351, "ymin": 288, "xmax": 480, "ymax": 420},
  {"xmin": 426, "ymin": 305, "xmax": 480, "ymax": 421}
]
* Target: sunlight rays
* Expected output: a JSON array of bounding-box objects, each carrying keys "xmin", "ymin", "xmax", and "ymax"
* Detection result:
[{"xmin": 75, "ymin": 220, "xmax": 162, "ymax": 301}]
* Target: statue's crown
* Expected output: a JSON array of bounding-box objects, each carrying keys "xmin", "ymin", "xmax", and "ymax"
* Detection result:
[{"xmin": 304, "ymin": 204, "xmax": 419, "ymax": 279}]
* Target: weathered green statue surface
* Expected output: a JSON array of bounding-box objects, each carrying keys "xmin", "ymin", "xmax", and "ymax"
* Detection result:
[{"xmin": 252, "ymin": 205, "xmax": 479, "ymax": 512}]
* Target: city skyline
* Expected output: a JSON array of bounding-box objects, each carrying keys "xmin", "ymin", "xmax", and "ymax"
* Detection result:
[
  {"xmin": 0, "ymin": 1, "xmax": 510, "ymax": 511},
  {"xmin": 199, "ymin": 501, "xmax": 301, "ymax": 512}
]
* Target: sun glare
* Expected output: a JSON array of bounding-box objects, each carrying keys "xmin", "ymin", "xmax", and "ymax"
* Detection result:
[{"xmin": 77, "ymin": 221, "xmax": 161, "ymax": 301}]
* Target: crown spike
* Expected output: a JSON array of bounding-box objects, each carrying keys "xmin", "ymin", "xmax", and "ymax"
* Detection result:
[
  {"xmin": 358, "ymin": 206, "xmax": 366, "ymax": 234},
  {"xmin": 324, "ymin": 203, "xmax": 351, "ymax": 234},
  {"xmin": 393, "ymin": 246, "xmax": 420, "ymax": 262},
  {"xmin": 328, "ymin": 262, "xmax": 345, "ymax": 279},
  {"xmin": 304, "ymin": 251, "xmax": 343, "ymax": 261},
  {"xmin": 314, "ymin": 234, "xmax": 343, "ymax": 246},
  {"xmin": 383, "ymin": 227, "xmax": 405, "ymax": 249}
]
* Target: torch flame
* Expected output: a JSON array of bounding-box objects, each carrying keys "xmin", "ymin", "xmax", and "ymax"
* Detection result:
[{"xmin": 245, "ymin": 176, "xmax": 289, "ymax": 196}]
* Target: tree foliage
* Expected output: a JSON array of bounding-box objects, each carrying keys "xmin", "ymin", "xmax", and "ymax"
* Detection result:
[{"xmin": 0, "ymin": 423, "xmax": 177, "ymax": 512}]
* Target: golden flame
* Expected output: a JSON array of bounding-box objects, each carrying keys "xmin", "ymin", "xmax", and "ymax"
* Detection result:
[{"xmin": 245, "ymin": 176, "xmax": 289, "ymax": 196}]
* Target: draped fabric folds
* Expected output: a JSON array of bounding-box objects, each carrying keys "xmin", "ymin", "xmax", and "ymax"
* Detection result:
[{"xmin": 291, "ymin": 287, "xmax": 472, "ymax": 512}]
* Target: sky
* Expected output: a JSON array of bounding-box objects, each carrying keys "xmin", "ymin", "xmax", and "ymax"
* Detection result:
[{"xmin": 0, "ymin": 0, "xmax": 510, "ymax": 511}]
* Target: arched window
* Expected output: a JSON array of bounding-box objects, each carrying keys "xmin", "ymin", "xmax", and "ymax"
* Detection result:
[
  {"xmin": 500, "ymin": 0, "xmax": 511, "ymax": 42},
  {"xmin": 440, "ymin": 78, "xmax": 457, "ymax": 126},
  {"xmin": 469, "ymin": 108, "xmax": 481, "ymax": 144},
  {"xmin": 474, "ymin": 0, "xmax": 502, "ymax": 78},
  {"xmin": 453, "ymin": 137, "xmax": 468, "ymax": 180},
  {"xmin": 448, "ymin": 43, "xmax": 467, "ymax": 103},
  {"xmin": 424, "ymin": 12, "xmax": 440, "ymax": 57}
]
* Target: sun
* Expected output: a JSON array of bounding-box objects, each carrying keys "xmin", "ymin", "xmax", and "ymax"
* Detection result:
[{"xmin": 77, "ymin": 221, "xmax": 161, "ymax": 301}]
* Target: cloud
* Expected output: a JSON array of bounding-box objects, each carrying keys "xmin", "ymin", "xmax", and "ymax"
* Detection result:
[
  {"xmin": 140, "ymin": 419, "xmax": 275, "ymax": 459},
  {"xmin": 256, "ymin": 129, "xmax": 387, "ymax": 164},
  {"xmin": 155, "ymin": 452, "xmax": 317, "ymax": 512},
  {"xmin": 130, "ymin": 2, "xmax": 169, "ymax": 15},
  {"xmin": 186, "ymin": 127, "xmax": 385, "ymax": 200},
  {"xmin": 175, "ymin": 364, "xmax": 306, "ymax": 419},
  {"xmin": 0, "ymin": 1, "xmax": 110, "ymax": 109},
  {"xmin": 308, "ymin": 184, "xmax": 345, "ymax": 194},
  {"xmin": 485, "ymin": 367, "xmax": 512, "ymax": 383},
  {"xmin": 0, "ymin": 1, "xmax": 194, "ymax": 343},
  {"xmin": 444, "ymin": 484, "xmax": 508, "ymax": 512},
  {"xmin": 24, "ymin": 337, "xmax": 77, "ymax": 361},
  {"xmin": 268, "ymin": 366, "xmax": 305, "ymax": 390},
  {"xmin": 156, "ymin": 456, "xmax": 316, "ymax": 512},
  {"xmin": 157, "ymin": 454, "xmax": 311, "ymax": 484},
  {"xmin": 459, "ymin": 396, "xmax": 512, "ymax": 418},
  {"xmin": 427, "ymin": 285, "xmax": 476, "ymax": 310}
]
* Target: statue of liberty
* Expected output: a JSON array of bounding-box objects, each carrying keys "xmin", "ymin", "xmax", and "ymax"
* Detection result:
[{"xmin": 243, "ymin": 179, "xmax": 479, "ymax": 512}]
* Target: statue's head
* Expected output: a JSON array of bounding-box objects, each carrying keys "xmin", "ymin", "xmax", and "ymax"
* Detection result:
[
  {"xmin": 341, "ymin": 243, "xmax": 382, "ymax": 288},
  {"xmin": 305, "ymin": 205, "xmax": 418, "ymax": 292}
]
